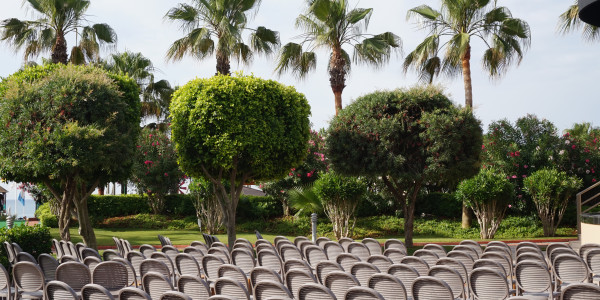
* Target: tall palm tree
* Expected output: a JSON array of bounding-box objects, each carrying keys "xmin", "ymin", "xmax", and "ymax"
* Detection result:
[
  {"xmin": 276, "ymin": 0, "xmax": 401, "ymax": 115},
  {"xmin": 558, "ymin": 1, "xmax": 599, "ymax": 42},
  {"xmin": 165, "ymin": 0, "xmax": 279, "ymax": 75},
  {"xmin": 103, "ymin": 51, "xmax": 174, "ymax": 128},
  {"xmin": 0, "ymin": 0, "xmax": 117, "ymax": 65},
  {"xmin": 404, "ymin": 0, "xmax": 531, "ymax": 108}
]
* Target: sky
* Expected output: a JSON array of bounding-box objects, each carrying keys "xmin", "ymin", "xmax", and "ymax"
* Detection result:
[{"xmin": 0, "ymin": 0, "xmax": 598, "ymax": 133}]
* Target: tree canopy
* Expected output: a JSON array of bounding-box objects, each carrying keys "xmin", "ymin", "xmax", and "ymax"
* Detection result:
[
  {"xmin": 170, "ymin": 73, "xmax": 311, "ymax": 246},
  {"xmin": 0, "ymin": 64, "xmax": 140, "ymax": 248},
  {"xmin": 326, "ymin": 86, "xmax": 482, "ymax": 246}
]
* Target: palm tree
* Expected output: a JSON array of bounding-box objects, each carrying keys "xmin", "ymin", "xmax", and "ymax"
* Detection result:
[
  {"xmin": 0, "ymin": 0, "xmax": 117, "ymax": 65},
  {"xmin": 276, "ymin": 0, "xmax": 401, "ymax": 115},
  {"xmin": 165, "ymin": 0, "xmax": 279, "ymax": 75},
  {"xmin": 558, "ymin": 1, "xmax": 599, "ymax": 42},
  {"xmin": 103, "ymin": 51, "xmax": 174, "ymax": 128},
  {"xmin": 404, "ymin": 0, "xmax": 531, "ymax": 108}
]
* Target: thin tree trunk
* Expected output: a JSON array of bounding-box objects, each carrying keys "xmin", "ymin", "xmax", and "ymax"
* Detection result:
[
  {"xmin": 461, "ymin": 44, "xmax": 473, "ymax": 228},
  {"xmin": 282, "ymin": 199, "xmax": 291, "ymax": 217},
  {"xmin": 462, "ymin": 203, "xmax": 472, "ymax": 229},
  {"xmin": 216, "ymin": 51, "xmax": 231, "ymax": 75},
  {"xmin": 73, "ymin": 197, "xmax": 96, "ymax": 249},
  {"xmin": 52, "ymin": 32, "xmax": 68, "ymax": 64},
  {"xmin": 329, "ymin": 48, "xmax": 346, "ymax": 115}
]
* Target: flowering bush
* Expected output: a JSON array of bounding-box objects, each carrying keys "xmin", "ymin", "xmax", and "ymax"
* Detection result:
[
  {"xmin": 557, "ymin": 123, "xmax": 600, "ymax": 186},
  {"xmin": 131, "ymin": 128, "xmax": 185, "ymax": 213}
]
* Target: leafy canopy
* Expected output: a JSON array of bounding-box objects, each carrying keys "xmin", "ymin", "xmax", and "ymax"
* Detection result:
[{"xmin": 170, "ymin": 73, "xmax": 311, "ymax": 182}]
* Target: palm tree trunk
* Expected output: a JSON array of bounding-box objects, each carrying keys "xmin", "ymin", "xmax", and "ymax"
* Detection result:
[
  {"xmin": 51, "ymin": 32, "xmax": 68, "ymax": 64},
  {"xmin": 329, "ymin": 48, "xmax": 346, "ymax": 115},
  {"xmin": 461, "ymin": 44, "xmax": 473, "ymax": 229},
  {"xmin": 216, "ymin": 51, "xmax": 231, "ymax": 75}
]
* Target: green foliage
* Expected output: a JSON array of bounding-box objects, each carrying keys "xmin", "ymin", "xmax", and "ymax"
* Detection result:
[
  {"xmin": 559, "ymin": 123, "xmax": 600, "ymax": 186},
  {"xmin": 35, "ymin": 202, "xmax": 58, "ymax": 228},
  {"xmin": 236, "ymin": 196, "xmax": 282, "ymax": 222},
  {"xmin": 98, "ymin": 214, "xmax": 198, "ymax": 230},
  {"xmin": 415, "ymin": 192, "xmax": 462, "ymax": 219},
  {"xmin": 0, "ymin": 224, "xmax": 52, "ymax": 268},
  {"xmin": 131, "ymin": 128, "xmax": 185, "ymax": 214},
  {"xmin": 524, "ymin": 168, "xmax": 583, "ymax": 236}
]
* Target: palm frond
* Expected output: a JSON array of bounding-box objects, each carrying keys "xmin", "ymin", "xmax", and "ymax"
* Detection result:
[
  {"xmin": 249, "ymin": 26, "xmax": 279, "ymax": 56},
  {"xmin": 288, "ymin": 186, "xmax": 323, "ymax": 215},
  {"xmin": 275, "ymin": 42, "xmax": 316, "ymax": 78},
  {"xmin": 165, "ymin": 27, "xmax": 214, "ymax": 61},
  {"xmin": 69, "ymin": 45, "xmax": 85, "ymax": 65}
]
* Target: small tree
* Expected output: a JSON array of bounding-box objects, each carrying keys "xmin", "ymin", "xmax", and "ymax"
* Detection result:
[
  {"xmin": 524, "ymin": 169, "xmax": 582, "ymax": 237},
  {"xmin": 170, "ymin": 74, "xmax": 311, "ymax": 247},
  {"xmin": 313, "ymin": 172, "xmax": 365, "ymax": 239},
  {"xmin": 131, "ymin": 128, "xmax": 185, "ymax": 214},
  {"xmin": 0, "ymin": 64, "xmax": 140, "ymax": 248},
  {"xmin": 326, "ymin": 86, "xmax": 482, "ymax": 247},
  {"xmin": 189, "ymin": 177, "xmax": 223, "ymax": 235},
  {"xmin": 455, "ymin": 169, "xmax": 514, "ymax": 239}
]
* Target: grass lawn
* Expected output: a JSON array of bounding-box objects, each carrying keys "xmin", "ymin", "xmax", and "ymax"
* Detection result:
[{"xmin": 51, "ymin": 227, "xmax": 576, "ymax": 249}]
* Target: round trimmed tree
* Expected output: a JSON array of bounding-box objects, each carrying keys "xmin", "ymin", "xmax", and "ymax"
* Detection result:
[
  {"xmin": 170, "ymin": 74, "xmax": 311, "ymax": 247},
  {"xmin": 326, "ymin": 86, "xmax": 482, "ymax": 247},
  {"xmin": 0, "ymin": 64, "xmax": 140, "ymax": 248}
]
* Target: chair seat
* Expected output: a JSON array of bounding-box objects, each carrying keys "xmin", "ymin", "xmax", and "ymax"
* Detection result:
[
  {"xmin": 0, "ymin": 287, "xmax": 16, "ymax": 297},
  {"xmin": 20, "ymin": 290, "xmax": 44, "ymax": 299},
  {"xmin": 522, "ymin": 291, "xmax": 560, "ymax": 300}
]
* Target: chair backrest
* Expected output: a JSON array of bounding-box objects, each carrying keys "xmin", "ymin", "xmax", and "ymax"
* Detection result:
[
  {"xmin": 59, "ymin": 255, "xmax": 79, "ymax": 264},
  {"xmin": 337, "ymin": 237, "xmax": 354, "ymax": 252},
  {"xmin": 486, "ymin": 241, "xmax": 510, "ymax": 252},
  {"xmin": 473, "ymin": 259, "xmax": 507, "ymax": 277},
  {"xmin": 255, "ymin": 239, "xmax": 272, "ymax": 247},
  {"xmin": 16, "ymin": 252, "xmax": 37, "ymax": 264},
  {"xmin": 207, "ymin": 247, "xmax": 231, "ymax": 264},
  {"xmin": 92, "ymin": 261, "xmax": 129, "ymax": 291},
  {"xmin": 150, "ymin": 252, "xmax": 176, "ymax": 280},
  {"xmin": 435, "ymin": 257, "xmax": 468, "ymax": 284},
  {"xmin": 257, "ymin": 249, "xmax": 283, "ymax": 274},
  {"xmin": 384, "ymin": 239, "xmax": 406, "ymax": 253},
  {"xmin": 322, "ymin": 241, "xmax": 345, "ymax": 261},
  {"xmin": 388, "ymin": 264, "xmax": 420, "ymax": 298},
  {"xmin": 119, "ymin": 287, "xmax": 152, "ymax": 300},
  {"xmin": 446, "ymin": 250, "xmax": 475, "ymax": 273},
  {"xmin": 81, "ymin": 283, "xmax": 115, "ymax": 300},
  {"xmin": 279, "ymin": 244, "xmax": 303, "ymax": 262},
  {"xmin": 214, "ymin": 277, "xmax": 250, "ymax": 300},
  {"xmin": 400, "ymin": 256, "xmax": 430, "ymax": 276},
  {"xmin": 383, "ymin": 248, "xmax": 406, "ymax": 264},
  {"xmin": 428, "ymin": 265, "xmax": 465, "ymax": 299},
  {"xmin": 336, "ymin": 253, "xmax": 361, "ymax": 271},
  {"xmin": 160, "ymin": 291, "xmax": 192, "ymax": 300},
  {"xmin": 452, "ymin": 245, "xmax": 479, "ymax": 260},
  {"xmin": 560, "ymin": 283, "xmax": 600, "ymax": 300},
  {"xmin": 579, "ymin": 243, "xmax": 600, "ymax": 261},
  {"xmin": 139, "ymin": 258, "xmax": 171, "ymax": 281},
  {"xmin": 253, "ymin": 280, "xmax": 293, "ymax": 300},
  {"xmin": 65, "ymin": 242, "xmax": 78, "ymax": 260},
  {"xmin": 515, "ymin": 260, "xmax": 553, "ymax": 295},
  {"xmin": 217, "ymin": 264, "xmax": 249, "ymax": 291},
  {"xmin": 273, "ymin": 236, "xmax": 289, "ymax": 246},
  {"xmin": 250, "ymin": 266, "xmax": 283, "ymax": 288},
  {"xmin": 56, "ymin": 261, "xmax": 91, "ymax": 291},
  {"xmin": 315, "ymin": 237, "xmax": 332, "ymax": 247},
  {"xmin": 102, "ymin": 249, "xmax": 122, "ymax": 261},
  {"xmin": 83, "ymin": 256, "xmax": 102, "ymax": 273},
  {"xmin": 284, "ymin": 269, "xmax": 318, "ymax": 299},
  {"xmin": 547, "ymin": 242, "xmax": 572, "ymax": 257},
  {"xmin": 366, "ymin": 255, "xmax": 393, "ymax": 273},
  {"xmin": 231, "ymin": 248, "xmax": 255, "ymax": 274},
  {"xmin": 177, "ymin": 275, "xmax": 211, "ymax": 300},
  {"xmin": 275, "ymin": 240, "xmax": 294, "ymax": 255},
  {"xmin": 516, "ymin": 241, "xmax": 541, "ymax": 252},
  {"xmin": 183, "ymin": 246, "xmax": 205, "ymax": 263},
  {"xmin": 586, "ymin": 248, "xmax": 600, "ymax": 275},
  {"xmin": 368, "ymin": 273, "xmax": 407, "ymax": 300},
  {"xmin": 81, "ymin": 248, "xmax": 102, "ymax": 260},
  {"xmin": 12, "ymin": 261, "xmax": 45, "ymax": 292},
  {"xmin": 480, "ymin": 252, "xmax": 513, "ymax": 277},
  {"xmin": 304, "ymin": 245, "xmax": 328, "ymax": 267},
  {"xmin": 138, "ymin": 244, "xmax": 157, "ymax": 258},
  {"xmin": 294, "ymin": 236, "xmax": 310, "ymax": 248},
  {"xmin": 59, "ymin": 241, "xmax": 71, "ymax": 257},
  {"xmin": 315, "ymin": 260, "xmax": 344, "ymax": 285},
  {"xmin": 362, "ymin": 238, "xmax": 382, "ymax": 256},
  {"xmin": 161, "ymin": 245, "xmax": 181, "ymax": 262},
  {"xmin": 413, "ymin": 249, "xmax": 440, "ymax": 267},
  {"xmin": 486, "ymin": 245, "xmax": 515, "ymax": 262},
  {"xmin": 423, "ymin": 244, "xmax": 447, "ymax": 258},
  {"xmin": 141, "ymin": 271, "xmax": 174, "ymax": 299},
  {"xmin": 324, "ymin": 271, "xmax": 360, "ymax": 300},
  {"xmin": 298, "ymin": 283, "xmax": 337, "ymax": 300},
  {"xmin": 469, "ymin": 267, "xmax": 509, "ymax": 300},
  {"xmin": 111, "ymin": 258, "xmax": 138, "ymax": 288},
  {"xmin": 347, "ymin": 242, "xmax": 371, "ymax": 261},
  {"xmin": 549, "ymin": 248, "xmax": 578, "ymax": 265},
  {"xmin": 113, "ymin": 237, "xmax": 125, "ymax": 257},
  {"xmin": 298, "ymin": 241, "xmax": 316, "ymax": 258},
  {"xmin": 120, "ymin": 239, "xmax": 133, "ymax": 255},
  {"xmin": 126, "ymin": 251, "xmax": 145, "ymax": 277},
  {"xmin": 515, "ymin": 245, "xmax": 544, "ymax": 258},
  {"xmin": 283, "ymin": 259, "xmax": 312, "ymax": 276},
  {"xmin": 516, "ymin": 252, "xmax": 547, "ymax": 268},
  {"xmin": 344, "ymin": 286, "xmax": 385, "ymax": 300},
  {"xmin": 350, "ymin": 262, "xmax": 380, "ymax": 286},
  {"xmin": 412, "ymin": 276, "xmax": 454, "ymax": 300},
  {"xmin": 201, "ymin": 254, "xmax": 226, "ymax": 281},
  {"xmin": 52, "ymin": 239, "xmax": 64, "ymax": 259},
  {"xmin": 45, "ymin": 280, "xmax": 78, "ymax": 300},
  {"xmin": 0, "ymin": 263, "xmax": 12, "ymax": 299},
  {"xmin": 175, "ymin": 253, "xmax": 202, "ymax": 277},
  {"xmin": 190, "ymin": 241, "xmax": 209, "ymax": 253},
  {"xmin": 459, "ymin": 240, "xmax": 482, "ymax": 255},
  {"xmin": 553, "ymin": 254, "xmax": 590, "ymax": 285}
]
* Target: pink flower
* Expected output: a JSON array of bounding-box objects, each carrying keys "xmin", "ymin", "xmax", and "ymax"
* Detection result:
[
  {"xmin": 288, "ymin": 173, "xmax": 293, "ymax": 176},
  {"xmin": 164, "ymin": 173, "xmax": 168, "ymax": 177},
  {"xmin": 523, "ymin": 165, "xmax": 528, "ymax": 168},
  {"xmin": 586, "ymin": 159, "xmax": 590, "ymax": 163},
  {"xmin": 136, "ymin": 145, "xmax": 141, "ymax": 148},
  {"xmin": 144, "ymin": 160, "xmax": 153, "ymax": 165},
  {"xmin": 594, "ymin": 178, "xmax": 597, "ymax": 183},
  {"xmin": 515, "ymin": 151, "xmax": 520, "ymax": 156},
  {"xmin": 522, "ymin": 175, "xmax": 527, "ymax": 178},
  {"xmin": 511, "ymin": 175, "xmax": 517, "ymax": 179},
  {"xmin": 508, "ymin": 205, "xmax": 512, "ymax": 208},
  {"xmin": 148, "ymin": 134, "xmax": 153, "ymax": 137},
  {"xmin": 481, "ymin": 145, "xmax": 485, "ymax": 149},
  {"xmin": 572, "ymin": 145, "xmax": 577, "ymax": 149}
]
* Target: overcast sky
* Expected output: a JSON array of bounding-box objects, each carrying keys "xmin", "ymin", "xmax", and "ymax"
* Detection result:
[{"xmin": 1, "ymin": 0, "xmax": 598, "ymax": 132}]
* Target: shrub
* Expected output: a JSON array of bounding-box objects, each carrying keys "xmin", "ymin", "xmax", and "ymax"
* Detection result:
[
  {"xmin": 313, "ymin": 172, "xmax": 366, "ymax": 238},
  {"xmin": 189, "ymin": 177, "xmax": 224, "ymax": 234},
  {"xmin": 416, "ymin": 192, "xmax": 462, "ymax": 219},
  {"xmin": 98, "ymin": 214, "xmax": 198, "ymax": 230},
  {"xmin": 35, "ymin": 202, "xmax": 58, "ymax": 228},
  {"xmin": 164, "ymin": 194, "xmax": 196, "ymax": 216},
  {"xmin": 236, "ymin": 195, "xmax": 282, "ymax": 222},
  {"xmin": 524, "ymin": 169, "xmax": 582, "ymax": 236},
  {"xmin": 0, "ymin": 224, "xmax": 52, "ymax": 268},
  {"xmin": 456, "ymin": 169, "xmax": 515, "ymax": 239},
  {"xmin": 87, "ymin": 195, "xmax": 150, "ymax": 223}
]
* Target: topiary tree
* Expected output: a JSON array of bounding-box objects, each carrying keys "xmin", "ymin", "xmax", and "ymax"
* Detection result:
[
  {"xmin": 524, "ymin": 168, "xmax": 582, "ymax": 237},
  {"xmin": 170, "ymin": 74, "xmax": 311, "ymax": 247},
  {"xmin": 0, "ymin": 64, "xmax": 140, "ymax": 248},
  {"xmin": 326, "ymin": 86, "xmax": 482, "ymax": 247},
  {"xmin": 313, "ymin": 172, "xmax": 366, "ymax": 239},
  {"xmin": 189, "ymin": 177, "xmax": 223, "ymax": 235},
  {"xmin": 455, "ymin": 169, "xmax": 514, "ymax": 239},
  {"xmin": 131, "ymin": 128, "xmax": 185, "ymax": 214}
]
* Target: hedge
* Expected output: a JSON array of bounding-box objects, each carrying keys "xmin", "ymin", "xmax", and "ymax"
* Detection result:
[{"xmin": 0, "ymin": 224, "xmax": 52, "ymax": 269}]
